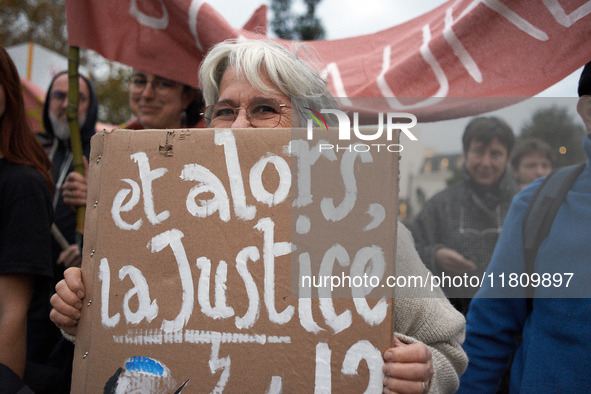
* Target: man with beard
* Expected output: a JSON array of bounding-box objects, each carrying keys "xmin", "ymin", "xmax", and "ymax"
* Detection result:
[
  {"xmin": 42, "ymin": 71, "xmax": 98, "ymax": 274},
  {"xmin": 37, "ymin": 71, "xmax": 98, "ymax": 393}
]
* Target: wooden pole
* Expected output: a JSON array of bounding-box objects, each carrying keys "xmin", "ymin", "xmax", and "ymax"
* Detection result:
[{"xmin": 67, "ymin": 46, "xmax": 86, "ymax": 248}]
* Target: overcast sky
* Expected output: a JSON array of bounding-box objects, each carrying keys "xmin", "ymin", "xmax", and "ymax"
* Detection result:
[{"xmin": 206, "ymin": 0, "xmax": 584, "ymax": 153}]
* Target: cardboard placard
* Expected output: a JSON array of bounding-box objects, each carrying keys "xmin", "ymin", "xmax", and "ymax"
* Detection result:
[{"xmin": 72, "ymin": 128, "xmax": 398, "ymax": 393}]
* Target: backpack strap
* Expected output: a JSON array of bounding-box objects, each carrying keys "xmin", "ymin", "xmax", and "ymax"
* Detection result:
[{"xmin": 522, "ymin": 163, "xmax": 585, "ymax": 313}]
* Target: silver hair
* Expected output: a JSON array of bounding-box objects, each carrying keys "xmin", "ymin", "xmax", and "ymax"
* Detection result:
[{"xmin": 198, "ymin": 39, "xmax": 339, "ymax": 127}]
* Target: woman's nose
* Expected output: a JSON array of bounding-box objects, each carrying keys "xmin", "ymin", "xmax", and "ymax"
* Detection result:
[{"xmin": 231, "ymin": 109, "xmax": 252, "ymax": 128}]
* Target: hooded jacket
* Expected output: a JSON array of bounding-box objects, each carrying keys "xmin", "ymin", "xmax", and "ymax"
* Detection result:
[{"xmin": 42, "ymin": 71, "xmax": 98, "ymax": 268}]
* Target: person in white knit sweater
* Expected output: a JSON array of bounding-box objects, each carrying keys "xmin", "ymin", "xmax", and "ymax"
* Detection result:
[{"xmin": 50, "ymin": 39, "xmax": 467, "ymax": 393}]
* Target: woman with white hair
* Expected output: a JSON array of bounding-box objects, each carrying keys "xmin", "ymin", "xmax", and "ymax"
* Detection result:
[
  {"xmin": 199, "ymin": 39, "xmax": 339, "ymax": 129},
  {"xmin": 51, "ymin": 39, "xmax": 466, "ymax": 394}
]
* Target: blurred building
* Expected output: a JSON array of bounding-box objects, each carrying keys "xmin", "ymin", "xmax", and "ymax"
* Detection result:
[{"xmin": 400, "ymin": 147, "xmax": 463, "ymax": 223}]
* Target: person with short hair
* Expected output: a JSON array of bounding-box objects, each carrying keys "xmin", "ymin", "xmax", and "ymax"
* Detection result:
[
  {"xmin": 410, "ymin": 116, "xmax": 519, "ymax": 315},
  {"xmin": 50, "ymin": 39, "xmax": 468, "ymax": 394},
  {"xmin": 459, "ymin": 62, "xmax": 591, "ymax": 393},
  {"xmin": 510, "ymin": 137, "xmax": 554, "ymax": 189},
  {"xmin": 60, "ymin": 70, "xmax": 204, "ymax": 209},
  {"xmin": 123, "ymin": 70, "xmax": 204, "ymax": 130}
]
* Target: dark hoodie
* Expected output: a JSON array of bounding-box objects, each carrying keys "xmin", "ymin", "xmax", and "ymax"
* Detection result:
[{"xmin": 42, "ymin": 71, "xmax": 98, "ymax": 271}]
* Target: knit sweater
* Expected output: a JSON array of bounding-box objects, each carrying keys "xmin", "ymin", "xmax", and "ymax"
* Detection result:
[{"xmin": 395, "ymin": 222, "xmax": 468, "ymax": 393}]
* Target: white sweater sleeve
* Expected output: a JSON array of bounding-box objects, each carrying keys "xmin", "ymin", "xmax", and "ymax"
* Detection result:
[{"xmin": 393, "ymin": 222, "xmax": 468, "ymax": 393}]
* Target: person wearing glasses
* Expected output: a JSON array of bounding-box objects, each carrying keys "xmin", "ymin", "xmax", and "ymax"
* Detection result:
[
  {"xmin": 37, "ymin": 70, "xmax": 98, "ymax": 393},
  {"xmin": 51, "ymin": 39, "xmax": 467, "ymax": 394},
  {"xmin": 123, "ymin": 71, "xmax": 204, "ymax": 130},
  {"xmin": 49, "ymin": 70, "xmax": 202, "ymax": 391},
  {"xmin": 61, "ymin": 70, "xmax": 204, "ymax": 210},
  {"xmin": 42, "ymin": 71, "xmax": 98, "ymax": 272},
  {"xmin": 409, "ymin": 117, "xmax": 518, "ymax": 316}
]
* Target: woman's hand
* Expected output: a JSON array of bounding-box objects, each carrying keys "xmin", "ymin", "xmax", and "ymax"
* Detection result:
[
  {"xmin": 383, "ymin": 337, "xmax": 434, "ymax": 393},
  {"xmin": 50, "ymin": 267, "xmax": 85, "ymax": 336}
]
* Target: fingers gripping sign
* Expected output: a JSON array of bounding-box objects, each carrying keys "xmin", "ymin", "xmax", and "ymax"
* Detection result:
[
  {"xmin": 50, "ymin": 267, "xmax": 85, "ymax": 336},
  {"xmin": 382, "ymin": 337, "xmax": 433, "ymax": 394}
]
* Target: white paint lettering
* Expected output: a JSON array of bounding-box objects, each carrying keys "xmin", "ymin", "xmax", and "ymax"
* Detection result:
[
  {"xmin": 196, "ymin": 257, "xmax": 235, "ymax": 320},
  {"xmin": 234, "ymin": 246, "xmax": 261, "ymax": 329},
  {"xmin": 249, "ymin": 154, "xmax": 291, "ymax": 207},
  {"xmin": 99, "ymin": 258, "xmax": 120, "ymax": 328},
  {"xmin": 111, "ymin": 179, "xmax": 142, "ymax": 230},
  {"xmin": 350, "ymin": 246, "xmax": 388, "ymax": 326},
  {"xmin": 299, "ymin": 252, "xmax": 325, "ymax": 334},
  {"xmin": 321, "ymin": 149, "xmax": 373, "ymax": 222},
  {"xmin": 255, "ymin": 217, "xmax": 294, "ymax": 325},
  {"xmin": 341, "ymin": 340, "xmax": 384, "ymax": 393},
  {"xmin": 314, "ymin": 343, "xmax": 332, "ymax": 394},
  {"xmin": 181, "ymin": 163, "xmax": 231, "ymax": 221},
  {"xmin": 289, "ymin": 139, "xmax": 336, "ymax": 208},
  {"xmin": 131, "ymin": 152, "xmax": 169, "ymax": 225},
  {"xmin": 119, "ymin": 265, "xmax": 158, "ymax": 325},
  {"xmin": 215, "ymin": 130, "xmax": 256, "ymax": 220},
  {"xmin": 148, "ymin": 230, "xmax": 193, "ymax": 333},
  {"xmin": 318, "ymin": 244, "xmax": 352, "ymax": 334}
]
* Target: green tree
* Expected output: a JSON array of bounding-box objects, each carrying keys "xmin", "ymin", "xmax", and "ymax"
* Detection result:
[
  {"xmin": 271, "ymin": 0, "xmax": 296, "ymax": 40},
  {"xmin": 92, "ymin": 63, "xmax": 132, "ymax": 126},
  {"xmin": 271, "ymin": 0, "xmax": 326, "ymax": 41},
  {"xmin": 519, "ymin": 105, "xmax": 586, "ymax": 168},
  {"xmin": 0, "ymin": 0, "xmax": 131, "ymax": 125},
  {"xmin": 0, "ymin": 0, "xmax": 68, "ymax": 56}
]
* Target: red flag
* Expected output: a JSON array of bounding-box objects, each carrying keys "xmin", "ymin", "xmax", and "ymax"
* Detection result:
[{"xmin": 65, "ymin": 0, "xmax": 591, "ymax": 120}]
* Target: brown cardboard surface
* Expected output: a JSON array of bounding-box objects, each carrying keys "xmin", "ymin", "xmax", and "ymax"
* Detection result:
[{"xmin": 72, "ymin": 128, "xmax": 399, "ymax": 393}]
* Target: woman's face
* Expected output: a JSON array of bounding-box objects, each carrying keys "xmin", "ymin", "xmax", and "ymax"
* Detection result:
[
  {"xmin": 212, "ymin": 66, "xmax": 293, "ymax": 128},
  {"xmin": 128, "ymin": 71, "xmax": 191, "ymax": 129}
]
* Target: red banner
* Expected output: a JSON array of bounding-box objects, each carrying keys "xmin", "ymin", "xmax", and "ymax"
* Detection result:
[
  {"xmin": 65, "ymin": 0, "xmax": 591, "ymax": 120},
  {"xmin": 21, "ymin": 78, "xmax": 45, "ymax": 133}
]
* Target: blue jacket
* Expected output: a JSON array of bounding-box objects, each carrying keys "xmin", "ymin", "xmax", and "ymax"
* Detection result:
[{"xmin": 459, "ymin": 133, "xmax": 591, "ymax": 393}]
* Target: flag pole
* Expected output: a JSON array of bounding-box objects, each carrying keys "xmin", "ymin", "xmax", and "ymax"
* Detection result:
[{"xmin": 67, "ymin": 46, "xmax": 85, "ymax": 250}]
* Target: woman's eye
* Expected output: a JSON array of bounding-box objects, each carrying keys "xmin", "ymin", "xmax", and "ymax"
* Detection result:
[
  {"xmin": 252, "ymin": 105, "xmax": 278, "ymax": 114},
  {"xmin": 214, "ymin": 107, "xmax": 235, "ymax": 117},
  {"xmin": 158, "ymin": 81, "xmax": 175, "ymax": 88},
  {"xmin": 132, "ymin": 78, "xmax": 147, "ymax": 86}
]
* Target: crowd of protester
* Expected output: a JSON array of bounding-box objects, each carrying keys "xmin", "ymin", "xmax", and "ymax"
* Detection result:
[{"xmin": 0, "ymin": 37, "xmax": 590, "ymax": 393}]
